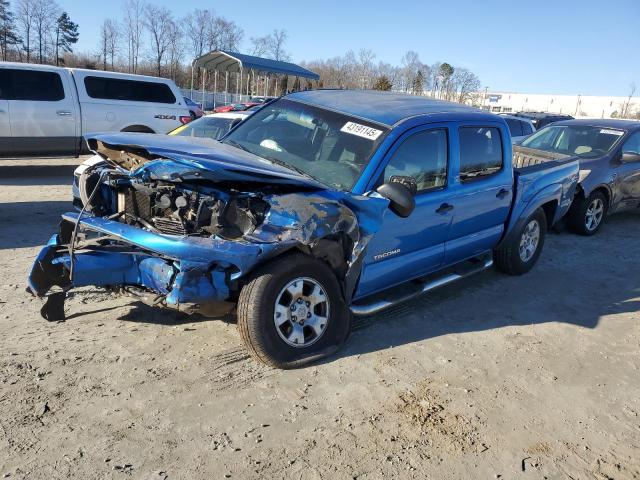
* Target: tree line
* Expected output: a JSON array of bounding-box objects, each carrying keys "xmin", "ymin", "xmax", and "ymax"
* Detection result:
[{"xmin": 302, "ymin": 50, "xmax": 483, "ymax": 105}]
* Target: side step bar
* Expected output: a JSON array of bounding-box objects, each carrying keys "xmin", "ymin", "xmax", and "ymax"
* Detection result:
[{"xmin": 350, "ymin": 257, "xmax": 494, "ymax": 316}]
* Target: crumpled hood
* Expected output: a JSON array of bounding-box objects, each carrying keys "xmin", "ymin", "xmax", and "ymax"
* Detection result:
[
  {"xmin": 85, "ymin": 132, "xmax": 327, "ymax": 189},
  {"xmin": 512, "ymin": 145, "xmax": 573, "ymax": 169}
]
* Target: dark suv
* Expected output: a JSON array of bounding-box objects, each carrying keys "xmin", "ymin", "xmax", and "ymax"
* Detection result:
[{"xmin": 513, "ymin": 112, "xmax": 574, "ymax": 129}]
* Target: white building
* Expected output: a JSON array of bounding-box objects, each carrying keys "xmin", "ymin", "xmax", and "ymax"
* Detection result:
[{"xmin": 480, "ymin": 91, "xmax": 634, "ymax": 119}]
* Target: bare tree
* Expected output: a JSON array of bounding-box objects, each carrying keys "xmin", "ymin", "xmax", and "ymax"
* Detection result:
[
  {"xmin": 207, "ymin": 16, "xmax": 242, "ymax": 52},
  {"xmin": 166, "ymin": 20, "xmax": 184, "ymax": 81},
  {"xmin": 144, "ymin": 4, "xmax": 173, "ymax": 77},
  {"xmin": 98, "ymin": 19, "xmax": 118, "ymax": 70},
  {"xmin": 249, "ymin": 34, "xmax": 270, "ymax": 57},
  {"xmin": 16, "ymin": 0, "xmax": 35, "ymax": 62},
  {"xmin": 620, "ymin": 82, "xmax": 637, "ymax": 119},
  {"xmin": 32, "ymin": 0, "xmax": 58, "ymax": 63},
  {"xmin": 452, "ymin": 68, "xmax": 481, "ymax": 104},
  {"xmin": 268, "ymin": 28, "xmax": 288, "ymax": 61},
  {"xmin": 184, "ymin": 8, "xmax": 211, "ymax": 59},
  {"xmin": 123, "ymin": 0, "xmax": 144, "ymax": 73},
  {"xmin": 357, "ymin": 48, "xmax": 376, "ymax": 89}
]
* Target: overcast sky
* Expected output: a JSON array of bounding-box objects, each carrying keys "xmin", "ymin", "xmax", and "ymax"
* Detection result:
[{"xmin": 59, "ymin": 0, "xmax": 640, "ymax": 96}]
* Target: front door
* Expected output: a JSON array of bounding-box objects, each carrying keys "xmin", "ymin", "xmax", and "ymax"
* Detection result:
[
  {"xmin": 614, "ymin": 131, "xmax": 640, "ymax": 211},
  {"xmin": 355, "ymin": 126, "xmax": 453, "ymax": 300},
  {"xmin": 6, "ymin": 67, "xmax": 78, "ymax": 156},
  {"xmin": 0, "ymin": 70, "xmax": 12, "ymax": 153}
]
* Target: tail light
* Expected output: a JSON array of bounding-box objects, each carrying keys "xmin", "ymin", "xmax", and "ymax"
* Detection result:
[{"xmin": 179, "ymin": 116, "xmax": 192, "ymax": 125}]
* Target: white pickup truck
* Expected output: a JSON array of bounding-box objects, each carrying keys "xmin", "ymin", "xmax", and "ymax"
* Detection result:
[{"xmin": 0, "ymin": 62, "xmax": 192, "ymax": 157}]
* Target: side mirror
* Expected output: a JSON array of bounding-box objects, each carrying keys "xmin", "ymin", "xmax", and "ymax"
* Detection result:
[
  {"xmin": 376, "ymin": 182, "xmax": 416, "ymax": 218},
  {"xmin": 621, "ymin": 152, "xmax": 640, "ymax": 163}
]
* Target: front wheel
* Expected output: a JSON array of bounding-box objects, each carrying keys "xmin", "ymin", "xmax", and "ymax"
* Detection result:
[
  {"xmin": 494, "ymin": 208, "xmax": 547, "ymax": 275},
  {"xmin": 566, "ymin": 190, "xmax": 607, "ymax": 236},
  {"xmin": 237, "ymin": 254, "xmax": 351, "ymax": 369}
]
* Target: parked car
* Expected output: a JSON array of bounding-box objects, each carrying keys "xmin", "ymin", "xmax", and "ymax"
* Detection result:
[
  {"xmin": 0, "ymin": 62, "xmax": 191, "ymax": 157},
  {"xmin": 71, "ymin": 112, "xmax": 252, "ymax": 208},
  {"xmin": 512, "ymin": 111, "xmax": 574, "ymax": 130},
  {"xmin": 28, "ymin": 91, "xmax": 579, "ymax": 368},
  {"xmin": 183, "ymin": 96, "xmax": 204, "ymax": 119},
  {"xmin": 514, "ymin": 119, "xmax": 640, "ymax": 235},
  {"xmin": 214, "ymin": 103, "xmax": 250, "ymax": 113},
  {"xmin": 499, "ymin": 114, "xmax": 536, "ymax": 144}
]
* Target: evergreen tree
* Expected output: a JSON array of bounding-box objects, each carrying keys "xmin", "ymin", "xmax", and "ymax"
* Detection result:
[
  {"xmin": 0, "ymin": 0, "xmax": 20, "ymax": 61},
  {"xmin": 412, "ymin": 70, "xmax": 424, "ymax": 95},
  {"xmin": 372, "ymin": 75, "xmax": 392, "ymax": 91},
  {"xmin": 55, "ymin": 11, "xmax": 79, "ymax": 66}
]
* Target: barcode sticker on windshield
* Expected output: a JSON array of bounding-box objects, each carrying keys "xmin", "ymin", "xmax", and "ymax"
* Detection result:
[
  {"xmin": 341, "ymin": 122, "xmax": 383, "ymax": 140},
  {"xmin": 600, "ymin": 129, "xmax": 624, "ymax": 136}
]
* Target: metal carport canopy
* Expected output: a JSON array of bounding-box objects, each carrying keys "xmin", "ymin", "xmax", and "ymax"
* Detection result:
[{"xmin": 193, "ymin": 50, "xmax": 319, "ymax": 80}]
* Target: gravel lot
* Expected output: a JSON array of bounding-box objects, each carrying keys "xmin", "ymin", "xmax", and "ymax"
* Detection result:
[{"xmin": 1, "ymin": 157, "xmax": 639, "ymax": 479}]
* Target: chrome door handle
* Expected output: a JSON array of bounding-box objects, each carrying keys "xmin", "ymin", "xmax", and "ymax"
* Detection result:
[{"xmin": 57, "ymin": 110, "xmax": 71, "ymax": 116}]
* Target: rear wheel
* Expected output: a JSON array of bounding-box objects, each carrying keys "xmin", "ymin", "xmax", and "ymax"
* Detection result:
[
  {"xmin": 494, "ymin": 208, "xmax": 547, "ymax": 275},
  {"xmin": 567, "ymin": 190, "xmax": 607, "ymax": 236},
  {"xmin": 237, "ymin": 254, "xmax": 351, "ymax": 369}
]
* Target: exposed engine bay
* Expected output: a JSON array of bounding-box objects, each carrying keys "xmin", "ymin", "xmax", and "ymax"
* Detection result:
[{"xmin": 79, "ymin": 165, "xmax": 270, "ymax": 240}]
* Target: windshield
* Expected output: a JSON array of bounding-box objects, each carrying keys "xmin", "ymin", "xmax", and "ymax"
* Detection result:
[
  {"xmin": 521, "ymin": 124, "xmax": 625, "ymax": 158},
  {"xmin": 169, "ymin": 116, "xmax": 240, "ymax": 140},
  {"xmin": 223, "ymin": 98, "xmax": 389, "ymax": 190}
]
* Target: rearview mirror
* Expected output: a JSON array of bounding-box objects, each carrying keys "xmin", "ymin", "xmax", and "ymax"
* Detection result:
[
  {"xmin": 621, "ymin": 152, "xmax": 640, "ymax": 163},
  {"xmin": 376, "ymin": 182, "xmax": 416, "ymax": 218}
]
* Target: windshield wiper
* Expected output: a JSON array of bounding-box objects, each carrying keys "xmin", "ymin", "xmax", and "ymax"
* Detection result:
[{"xmin": 225, "ymin": 139, "xmax": 251, "ymax": 154}]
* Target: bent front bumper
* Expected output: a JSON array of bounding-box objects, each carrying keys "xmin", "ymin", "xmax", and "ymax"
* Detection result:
[{"xmin": 27, "ymin": 212, "xmax": 273, "ymax": 313}]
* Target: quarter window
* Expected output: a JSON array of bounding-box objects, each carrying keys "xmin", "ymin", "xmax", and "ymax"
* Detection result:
[
  {"xmin": 383, "ymin": 129, "xmax": 448, "ymax": 192},
  {"xmin": 84, "ymin": 76, "xmax": 176, "ymax": 103},
  {"xmin": 459, "ymin": 127, "xmax": 503, "ymax": 182}
]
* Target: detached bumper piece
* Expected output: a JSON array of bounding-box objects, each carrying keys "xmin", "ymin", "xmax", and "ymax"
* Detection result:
[{"xmin": 27, "ymin": 212, "xmax": 264, "ymax": 320}]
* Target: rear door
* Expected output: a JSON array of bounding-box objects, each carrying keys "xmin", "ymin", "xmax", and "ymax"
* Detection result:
[
  {"xmin": 444, "ymin": 124, "xmax": 513, "ymax": 265},
  {"xmin": 0, "ymin": 69, "xmax": 11, "ymax": 152},
  {"xmin": 7, "ymin": 67, "xmax": 78, "ymax": 155},
  {"xmin": 355, "ymin": 125, "xmax": 452, "ymax": 299}
]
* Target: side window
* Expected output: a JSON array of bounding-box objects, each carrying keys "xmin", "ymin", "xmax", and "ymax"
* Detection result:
[
  {"xmin": 521, "ymin": 121, "xmax": 534, "ymax": 136},
  {"xmin": 383, "ymin": 129, "xmax": 448, "ymax": 192},
  {"xmin": 84, "ymin": 76, "xmax": 177, "ymax": 104},
  {"xmin": 9, "ymin": 69, "xmax": 65, "ymax": 101},
  {"xmin": 505, "ymin": 118, "xmax": 522, "ymax": 137},
  {"xmin": 622, "ymin": 131, "xmax": 640, "ymax": 155},
  {"xmin": 0, "ymin": 69, "xmax": 11, "ymax": 99},
  {"xmin": 459, "ymin": 127, "xmax": 503, "ymax": 182}
]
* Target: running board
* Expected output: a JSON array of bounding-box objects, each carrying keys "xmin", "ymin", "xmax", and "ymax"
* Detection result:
[{"xmin": 350, "ymin": 257, "xmax": 494, "ymax": 316}]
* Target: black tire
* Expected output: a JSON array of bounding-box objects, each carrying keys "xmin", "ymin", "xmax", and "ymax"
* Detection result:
[
  {"xmin": 566, "ymin": 190, "xmax": 608, "ymax": 236},
  {"xmin": 189, "ymin": 110, "xmax": 197, "ymax": 121},
  {"xmin": 237, "ymin": 253, "xmax": 351, "ymax": 369},
  {"xmin": 494, "ymin": 208, "xmax": 547, "ymax": 275}
]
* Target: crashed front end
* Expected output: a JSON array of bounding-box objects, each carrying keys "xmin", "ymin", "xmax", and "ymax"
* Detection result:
[{"xmin": 27, "ymin": 135, "xmax": 387, "ymax": 320}]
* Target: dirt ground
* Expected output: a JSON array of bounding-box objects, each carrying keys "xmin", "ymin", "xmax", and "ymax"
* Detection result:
[{"xmin": 1, "ymin": 157, "xmax": 639, "ymax": 480}]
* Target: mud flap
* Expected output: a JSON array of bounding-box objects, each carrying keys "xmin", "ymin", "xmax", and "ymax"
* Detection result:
[{"xmin": 40, "ymin": 291, "xmax": 67, "ymax": 322}]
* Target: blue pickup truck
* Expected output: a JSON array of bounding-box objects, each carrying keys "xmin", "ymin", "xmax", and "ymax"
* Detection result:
[{"xmin": 28, "ymin": 90, "xmax": 579, "ymax": 368}]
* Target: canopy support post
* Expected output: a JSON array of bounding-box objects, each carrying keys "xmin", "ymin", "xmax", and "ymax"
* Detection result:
[
  {"xmin": 213, "ymin": 70, "xmax": 218, "ymax": 109},
  {"xmin": 200, "ymin": 68, "xmax": 206, "ymax": 110}
]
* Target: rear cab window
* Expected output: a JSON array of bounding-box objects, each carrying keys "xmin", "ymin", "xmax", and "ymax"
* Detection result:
[
  {"xmin": 505, "ymin": 118, "xmax": 523, "ymax": 137},
  {"xmin": 84, "ymin": 76, "xmax": 176, "ymax": 104},
  {"xmin": 458, "ymin": 127, "xmax": 503, "ymax": 182},
  {"xmin": 0, "ymin": 68, "xmax": 65, "ymax": 101}
]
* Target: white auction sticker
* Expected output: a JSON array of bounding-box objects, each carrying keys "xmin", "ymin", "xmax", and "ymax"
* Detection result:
[
  {"xmin": 341, "ymin": 122, "xmax": 383, "ymax": 140},
  {"xmin": 600, "ymin": 129, "xmax": 624, "ymax": 136}
]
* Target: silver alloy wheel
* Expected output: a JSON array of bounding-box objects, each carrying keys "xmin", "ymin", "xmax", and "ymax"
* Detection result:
[
  {"xmin": 519, "ymin": 219, "xmax": 540, "ymax": 262},
  {"xmin": 585, "ymin": 198, "xmax": 604, "ymax": 231},
  {"xmin": 273, "ymin": 277, "xmax": 330, "ymax": 348}
]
